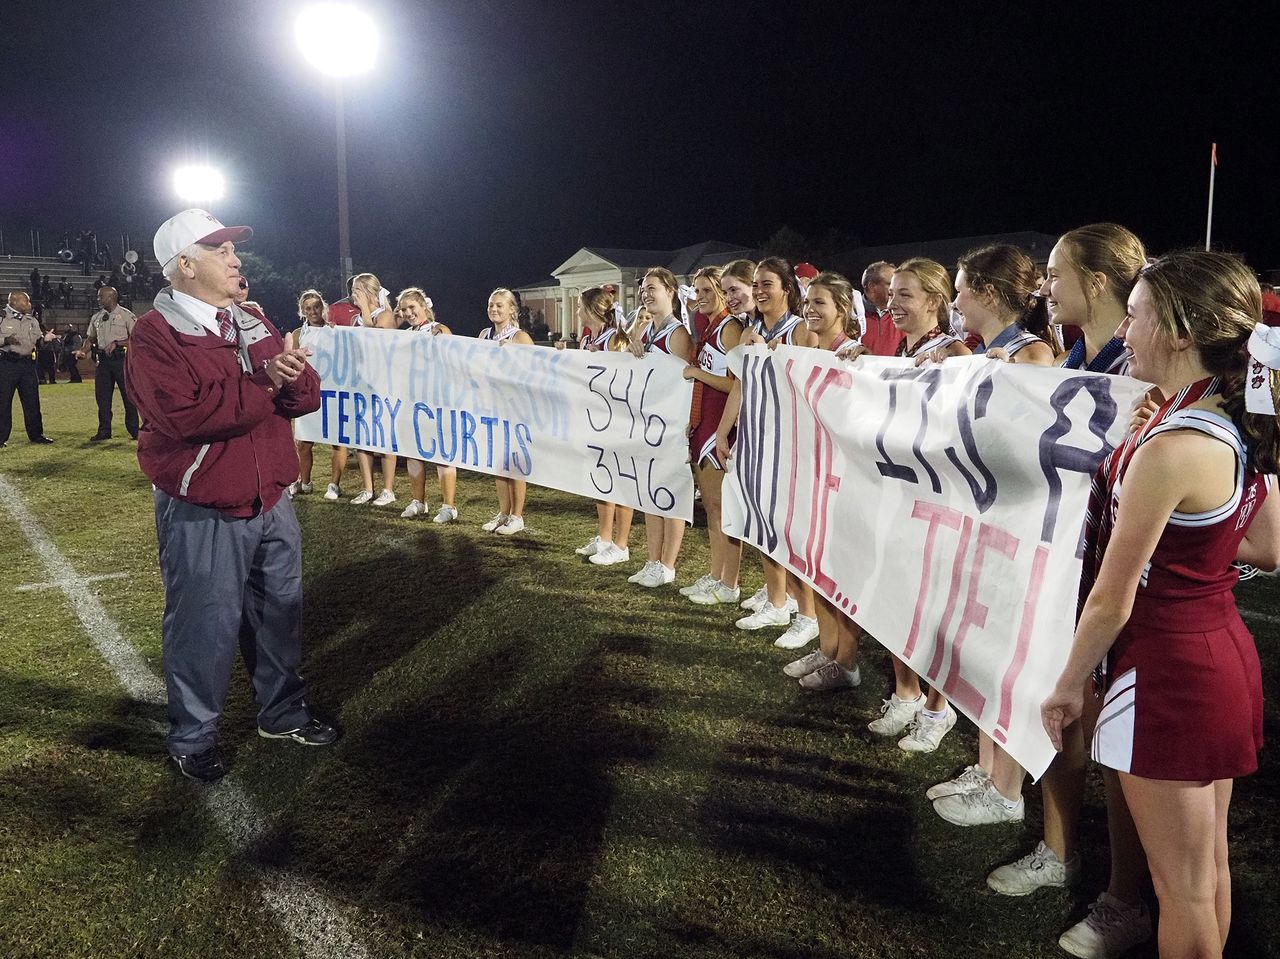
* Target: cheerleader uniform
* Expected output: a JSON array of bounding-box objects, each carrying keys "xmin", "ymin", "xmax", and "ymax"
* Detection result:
[
  {"xmin": 1061, "ymin": 334, "xmax": 1128, "ymax": 374},
  {"xmin": 1088, "ymin": 378, "xmax": 1266, "ymax": 780},
  {"xmin": 480, "ymin": 323, "xmax": 521, "ymax": 343},
  {"xmin": 644, "ymin": 314, "xmax": 682, "ymax": 356},
  {"xmin": 749, "ymin": 311, "xmax": 804, "ymax": 346},
  {"xmin": 580, "ymin": 324, "xmax": 620, "ymax": 351},
  {"xmin": 690, "ymin": 310, "xmax": 736, "ymax": 469},
  {"xmin": 895, "ymin": 326, "xmax": 961, "ymax": 359},
  {"xmin": 973, "ymin": 323, "xmax": 1043, "ymax": 358}
]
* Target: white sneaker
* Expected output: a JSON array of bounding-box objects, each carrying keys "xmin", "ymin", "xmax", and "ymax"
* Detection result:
[
  {"xmin": 1058, "ymin": 893, "xmax": 1152, "ymax": 959},
  {"xmin": 679, "ymin": 574, "xmax": 717, "ymax": 596},
  {"xmin": 925, "ymin": 764, "xmax": 989, "ymax": 802},
  {"xmin": 635, "ymin": 563, "xmax": 674, "ymax": 588},
  {"xmin": 783, "ymin": 649, "xmax": 832, "ymax": 679},
  {"xmin": 589, "ymin": 542, "xmax": 630, "ymax": 565},
  {"xmin": 898, "ymin": 706, "xmax": 958, "ymax": 753},
  {"xmin": 400, "ymin": 499, "xmax": 427, "ymax": 519},
  {"xmin": 987, "ymin": 841, "xmax": 1081, "ymax": 897},
  {"xmin": 780, "ymin": 595, "xmax": 799, "ymax": 615},
  {"xmin": 867, "ymin": 693, "xmax": 924, "ymax": 736},
  {"xmin": 350, "ymin": 489, "xmax": 374, "ymax": 505},
  {"xmin": 433, "ymin": 505, "xmax": 458, "ymax": 524},
  {"xmin": 286, "ymin": 481, "xmax": 301, "ymax": 497},
  {"xmin": 689, "ymin": 582, "xmax": 741, "ymax": 605},
  {"xmin": 576, "ymin": 535, "xmax": 604, "ymax": 557},
  {"xmin": 736, "ymin": 603, "xmax": 791, "ymax": 630},
  {"xmin": 741, "ymin": 586, "xmax": 768, "ymax": 611},
  {"xmin": 371, "ymin": 489, "xmax": 396, "ymax": 507},
  {"xmin": 627, "ymin": 561, "xmax": 659, "ymax": 584},
  {"xmin": 798, "ymin": 661, "xmax": 861, "ymax": 691},
  {"xmin": 773, "ymin": 614, "xmax": 819, "ymax": 649},
  {"xmin": 481, "ymin": 512, "xmax": 509, "ymax": 532},
  {"xmin": 323, "ymin": 483, "xmax": 340, "ymax": 501},
  {"xmin": 298, "ymin": 482, "xmax": 314, "ymax": 494},
  {"xmin": 495, "ymin": 515, "xmax": 525, "ymax": 535},
  {"xmin": 934, "ymin": 783, "xmax": 1025, "ymax": 826}
]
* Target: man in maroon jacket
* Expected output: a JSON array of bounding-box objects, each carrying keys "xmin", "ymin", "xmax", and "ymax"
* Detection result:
[{"xmin": 127, "ymin": 209, "xmax": 337, "ymax": 783}]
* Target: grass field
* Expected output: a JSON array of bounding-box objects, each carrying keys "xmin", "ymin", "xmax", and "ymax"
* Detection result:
[{"xmin": 2, "ymin": 382, "xmax": 1278, "ymax": 959}]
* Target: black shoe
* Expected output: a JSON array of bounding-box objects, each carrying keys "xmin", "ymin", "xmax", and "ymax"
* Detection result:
[
  {"xmin": 31, "ymin": 436, "xmax": 53, "ymax": 444},
  {"xmin": 172, "ymin": 747, "xmax": 226, "ymax": 783},
  {"xmin": 258, "ymin": 718, "xmax": 339, "ymax": 746},
  {"xmin": 89, "ymin": 433, "xmax": 111, "ymax": 442}
]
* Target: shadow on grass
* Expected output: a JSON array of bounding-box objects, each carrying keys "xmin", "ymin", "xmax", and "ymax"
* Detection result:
[{"xmin": 254, "ymin": 562, "xmax": 667, "ymax": 953}]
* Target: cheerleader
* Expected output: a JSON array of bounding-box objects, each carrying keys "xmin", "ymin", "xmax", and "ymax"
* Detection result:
[
  {"xmin": 574, "ymin": 286, "xmax": 636, "ymax": 564},
  {"xmin": 866, "ymin": 258, "xmax": 969, "ymax": 751},
  {"xmin": 349, "ymin": 273, "xmax": 399, "ymax": 506},
  {"xmin": 681, "ymin": 266, "xmax": 745, "ymax": 605},
  {"xmin": 479, "ymin": 288, "xmax": 534, "ymax": 535},
  {"xmin": 287, "ymin": 290, "xmax": 344, "ymax": 498},
  {"xmin": 955, "ymin": 244, "xmax": 1060, "ymax": 364},
  {"xmin": 780, "ymin": 272, "xmax": 864, "ymax": 690},
  {"xmin": 394, "ymin": 287, "xmax": 460, "ymax": 522},
  {"xmin": 1043, "ymin": 250, "xmax": 1277, "ymax": 958},
  {"xmin": 925, "ymin": 246, "xmax": 1059, "ymax": 824},
  {"xmin": 719, "ymin": 257, "xmax": 821, "ymax": 650},
  {"xmin": 986, "ymin": 227, "xmax": 1150, "ymax": 959},
  {"xmin": 627, "ymin": 268, "xmax": 694, "ymax": 588}
]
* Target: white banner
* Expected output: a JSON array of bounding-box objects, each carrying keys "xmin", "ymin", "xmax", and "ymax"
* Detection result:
[
  {"xmin": 721, "ymin": 346, "xmax": 1150, "ymax": 779},
  {"xmin": 295, "ymin": 327, "xmax": 696, "ymax": 520}
]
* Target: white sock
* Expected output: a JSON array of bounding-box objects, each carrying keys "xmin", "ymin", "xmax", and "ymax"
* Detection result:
[
  {"xmin": 921, "ymin": 706, "xmax": 948, "ymax": 721},
  {"xmin": 794, "ymin": 614, "xmax": 817, "ymax": 626},
  {"xmin": 894, "ymin": 693, "xmax": 924, "ymax": 705}
]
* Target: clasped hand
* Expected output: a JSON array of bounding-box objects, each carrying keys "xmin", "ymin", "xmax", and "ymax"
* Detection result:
[{"xmin": 265, "ymin": 347, "xmax": 312, "ymax": 388}]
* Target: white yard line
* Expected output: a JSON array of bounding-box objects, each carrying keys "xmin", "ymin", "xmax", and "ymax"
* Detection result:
[
  {"xmin": 15, "ymin": 570, "xmax": 131, "ymax": 592},
  {"xmin": 0, "ymin": 475, "xmax": 369, "ymax": 959}
]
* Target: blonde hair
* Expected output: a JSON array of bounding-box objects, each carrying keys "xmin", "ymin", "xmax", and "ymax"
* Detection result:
[
  {"xmin": 894, "ymin": 257, "xmax": 953, "ymax": 328},
  {"xmin": 809, "ymin": 271, "xmax": 860, "ymax": 339},
  {"xmin": 488, "ymin": 287, "xmax": 518, "ymax": 316},
  {"xmin": 1057, "ymin": 223, "xmax": 1147, "ymax": 321},
  {"xmin": 692, "ymin": 265, "xmax": 726, "ymax": 315},
  {"xmin": 396, "ymin": 287, "xmax": 435, "ymax": 324},
  {"xmin": 720, "ymin": 258, "xmax": 756, "ymax": 287},
  {"xmin": 297, "ymin": 288, "xmax": 326, "ymax": 320}
]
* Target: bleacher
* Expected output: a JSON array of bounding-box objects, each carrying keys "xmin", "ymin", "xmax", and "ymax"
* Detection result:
[{"xmin": 0, "ymin": 252, "xmax": 160, "ymax": 332}]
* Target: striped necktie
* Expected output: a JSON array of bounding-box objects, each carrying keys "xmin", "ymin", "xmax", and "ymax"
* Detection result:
[{"xmin": 216, "ymin": 309, "xmax": 235, "ymax": 342}]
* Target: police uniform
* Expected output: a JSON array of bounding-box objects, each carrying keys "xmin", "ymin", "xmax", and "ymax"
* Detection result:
[
  {"xmin": 0, "ymin": 306, "xmax": 48, "ymax": 446},
  {"xmin": 86, "ymin": 304, "xmax": 139, "ymax": 439}
]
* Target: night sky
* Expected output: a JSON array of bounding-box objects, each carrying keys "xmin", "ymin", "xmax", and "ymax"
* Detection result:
[{"xmin": 2, "ymin": 1, "xmax": 1274, "ymax": 332}]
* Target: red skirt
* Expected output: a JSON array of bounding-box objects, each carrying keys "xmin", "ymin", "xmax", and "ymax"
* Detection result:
[
  {"xmin": 1092, "ymin": 612, "xmax": 1263, "ymax": 780},
  {"xmin": 690, "ymin": 382, "xmax": 732, "ymax": 469}
]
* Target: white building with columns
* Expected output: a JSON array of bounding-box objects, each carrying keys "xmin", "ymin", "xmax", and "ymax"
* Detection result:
[{"xmin": 515, "ymin": 240, "xmax": 762, "ymax": 340}]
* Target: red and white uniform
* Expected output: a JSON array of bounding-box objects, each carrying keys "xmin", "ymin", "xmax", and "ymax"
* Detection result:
[
  {"xmin": 579, "ymin": 325, "xmax": 619, "ymax": 351},
  {"xmin": 480, "ymin": 323, "xmax": 521, "ymax": 343},
  {"xmin": 896, "ymin": 327, "xmax": 960, "ymax": 359},
  {"xmin": 644, "ymin": 315, "xmax": 682, "ymax": 356},
  {"xmin": 750, "ymin": 311, "xmax": 803, "ymax": 346},
  {"xmin": 1091, "ymin": 381, "xmax": 1266, "ymax": 780},
  {"xmin": 690, "ymin": 311, "xmax": 736, "ymax": 469}
]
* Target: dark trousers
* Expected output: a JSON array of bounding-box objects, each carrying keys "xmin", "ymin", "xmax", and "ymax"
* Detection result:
[
  {"xmin": 0, "ymin": 357, "xmax": 44, "ymax": 443},
  {"xmin": 37, "ymin": 353, "xmax": 58, "ymax": 384},
  {"xmin": 154, "ymin": 490, "xmax": 311, "ymax": 756},
  {"xmin": 61, "ymin": 353, "xmax": 82, "ymax": 383},
  {"xmin": 96, "ymin": 353, "xmax": 138, "ymax": 437}
]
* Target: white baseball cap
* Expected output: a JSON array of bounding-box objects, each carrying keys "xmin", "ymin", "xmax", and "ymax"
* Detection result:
[{"xmin": 153, "ymin": 209, "xmax": 253, "ymax": 269}]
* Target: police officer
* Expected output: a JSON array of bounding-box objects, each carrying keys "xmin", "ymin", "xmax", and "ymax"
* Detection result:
[
  {"xmin": 0, "ymin": 292, "xmax": 54, "ymax": 449},
  {"xmin": 75, "ymin": 286, "xmax": 139, "ymax": 441}
]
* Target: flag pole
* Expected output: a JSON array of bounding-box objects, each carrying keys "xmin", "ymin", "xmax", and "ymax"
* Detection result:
[{"xmin": 1205, "ymin": 142, "xmax": 1217, "ymax": 251}]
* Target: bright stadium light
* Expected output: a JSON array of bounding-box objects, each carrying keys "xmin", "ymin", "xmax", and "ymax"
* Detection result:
[
  {"xmin": 296, "ymin": 3, "xmax": 380, "ymax": 276},
  {"xmin": 173, "ymin": 165, "xmax": 225, "ymax": 202},
  {"xmin": 296, "ymin": 3, "xmax": 378, "ymax": 77}
]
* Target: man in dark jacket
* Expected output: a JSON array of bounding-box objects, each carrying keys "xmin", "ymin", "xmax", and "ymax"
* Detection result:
[{"xmin": 127, "ymin": 209, "xmax": 337, "ymax": 783}]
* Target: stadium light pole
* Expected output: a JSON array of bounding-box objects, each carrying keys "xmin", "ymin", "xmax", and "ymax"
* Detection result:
[
  {"xmin": 173, "ymin": 165, "xmax": 226, "ymax": 204},
  {"xmin": 296, "ymin": 3, "xmax": 378, "ymax": 280}
]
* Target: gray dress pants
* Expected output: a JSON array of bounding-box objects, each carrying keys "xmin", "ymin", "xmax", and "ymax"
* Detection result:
[{"xmin": 154, "ymin": 489, "xmax": 311, "ymax": 756}]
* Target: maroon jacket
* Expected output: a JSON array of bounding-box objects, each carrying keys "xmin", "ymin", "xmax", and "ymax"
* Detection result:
[{"xmin": 126, "ymin": 289, "xmax": 320, "ymax": 517}]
